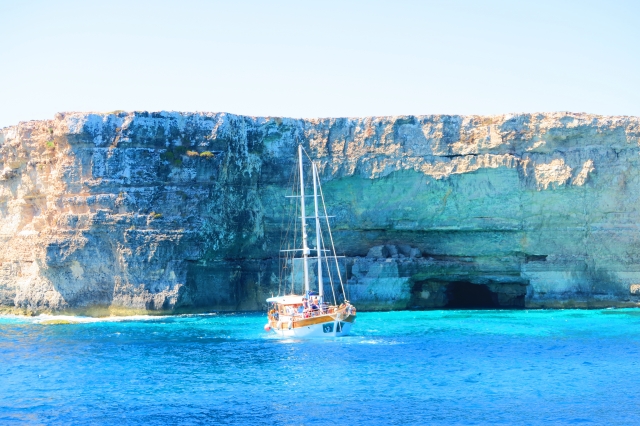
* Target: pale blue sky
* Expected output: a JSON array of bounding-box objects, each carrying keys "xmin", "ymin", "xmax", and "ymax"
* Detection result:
[{"xmin": 1, "ymin": 0, "xmax": 638, "ymax": 128}]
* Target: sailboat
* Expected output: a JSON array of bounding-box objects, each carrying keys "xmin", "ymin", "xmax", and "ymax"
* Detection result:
[{"xmin": 265, "ymin": 145, "xmax": 356, "ymax": 337}]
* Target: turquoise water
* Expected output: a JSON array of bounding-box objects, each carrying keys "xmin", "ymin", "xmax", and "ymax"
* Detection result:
[{"xmin": 1, "ymin": 310, "xmax": 640, "ymax": 425}]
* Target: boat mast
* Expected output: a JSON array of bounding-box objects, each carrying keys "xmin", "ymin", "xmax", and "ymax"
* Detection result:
[
  {"xmin": 298, "ymin": 145, "xmax": 310, "ymax": 293},
  {"xmin": 312, "ymin": 162, "xmax": 323, "ymax": 298}
]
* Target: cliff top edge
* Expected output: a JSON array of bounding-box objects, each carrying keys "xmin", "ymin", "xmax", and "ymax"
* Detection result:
[{"xmin": 3, "ymin": 110, "xmax": 639, "ymax": 131}]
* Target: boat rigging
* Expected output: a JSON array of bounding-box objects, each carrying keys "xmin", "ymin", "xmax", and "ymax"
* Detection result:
[{"xmin": 265, "ymin": 144, "xmax": 356, "ymax": 337}]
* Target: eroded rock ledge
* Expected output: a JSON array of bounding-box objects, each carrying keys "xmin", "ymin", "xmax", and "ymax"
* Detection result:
[{"xmin": 1, "ymin": 111, "xmax": 640, "ymax": 314}]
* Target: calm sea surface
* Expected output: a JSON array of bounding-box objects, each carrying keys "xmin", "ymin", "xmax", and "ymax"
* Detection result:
[{"xmin": 1, "ymin": 309, "xmax": 640, "ymax": 425}]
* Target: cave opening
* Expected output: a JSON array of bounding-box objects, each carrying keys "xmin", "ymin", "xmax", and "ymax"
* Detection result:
[{"xmin": 445, "ymin": 281, "xmax": 500, "ymax": 309}]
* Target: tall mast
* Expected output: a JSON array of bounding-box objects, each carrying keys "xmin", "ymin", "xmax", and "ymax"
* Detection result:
[
  {"xmin": 312, "ymin": 162, "xmax": 323, "ymax": 298},
  {"xmin": 298, "ymin": 145, "xmax": 310, "ymax": 293}
]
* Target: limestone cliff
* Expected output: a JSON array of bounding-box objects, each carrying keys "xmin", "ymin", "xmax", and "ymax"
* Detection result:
[{"xmin": 1, "ymin": 111, "xmax": 640, "ymax": 314}]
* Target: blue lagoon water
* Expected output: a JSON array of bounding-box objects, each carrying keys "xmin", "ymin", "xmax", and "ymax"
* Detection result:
[{"xmin": 1, "ymin": 309, "xmax": 640, "ymax": 425}]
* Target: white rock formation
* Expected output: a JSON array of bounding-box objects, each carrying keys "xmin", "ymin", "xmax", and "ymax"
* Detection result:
[{"xmin": 1, "ymin": 111, "xmax": 639, "ymax": 314}]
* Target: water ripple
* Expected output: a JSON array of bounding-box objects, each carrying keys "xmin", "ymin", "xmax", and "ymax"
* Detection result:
[{"xmin": 1, "ymin": 309, "xmax": 639, "ymax": 424}]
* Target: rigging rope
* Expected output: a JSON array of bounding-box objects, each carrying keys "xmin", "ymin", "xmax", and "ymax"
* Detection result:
[
  {"xmin": 290, "ymin": 165, "xmax": 300, "ymax": 294},
  {"xmin": 301, "ymin": 147, "xmax": 348, "ymax": 302},
  {"xmin": 278, "ymin": 160, "xmax": 299, "ymax": 296},
  {"xmin": 318, "ymin": 229, "xmax": 337, "ymax": 305}
]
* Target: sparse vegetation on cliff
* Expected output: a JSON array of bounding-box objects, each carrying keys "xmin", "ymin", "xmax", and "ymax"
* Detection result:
[{"xmin": 160, "ymin": 146, "xmax": 188, "ymax": 167}]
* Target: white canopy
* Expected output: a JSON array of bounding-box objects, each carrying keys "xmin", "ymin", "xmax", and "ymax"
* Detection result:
[{"xmin": 266, "ymin": 295, "xmax": 305, "ymax": 305}]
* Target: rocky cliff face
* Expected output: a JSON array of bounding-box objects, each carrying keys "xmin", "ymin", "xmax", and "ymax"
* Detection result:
[{"xmin": 1, "ymin": 111, "xmax": 640, "ymax": 314}]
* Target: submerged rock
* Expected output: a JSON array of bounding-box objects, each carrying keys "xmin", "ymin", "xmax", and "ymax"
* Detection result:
[{"xmin": 1, "ymin": 111, "xmax": 640, "ymax": 314}]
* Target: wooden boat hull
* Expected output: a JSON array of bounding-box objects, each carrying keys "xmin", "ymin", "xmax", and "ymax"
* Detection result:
[{"xmin": 268, "ymin": 311, "xmax": 356, "ymax": 338}]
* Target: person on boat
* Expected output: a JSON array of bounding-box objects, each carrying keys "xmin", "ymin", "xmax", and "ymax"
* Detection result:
[{"xmin": 320, "ymin": 302, "xmax": 327, "ymax": 314}]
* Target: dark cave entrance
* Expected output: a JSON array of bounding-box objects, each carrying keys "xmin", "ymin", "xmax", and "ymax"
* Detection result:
[{"xmin": 445, "ymin": 281, "xmax": 500, "ymax": 309}]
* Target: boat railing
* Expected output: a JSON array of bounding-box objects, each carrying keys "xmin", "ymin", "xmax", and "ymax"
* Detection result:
[
  {"xmin": 289, "ymin": 304, "xmax": 354, "ymax": 320},
  {"xmin": 268, "ymin": 302, "xmax": 354, "ymax": 321}
]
